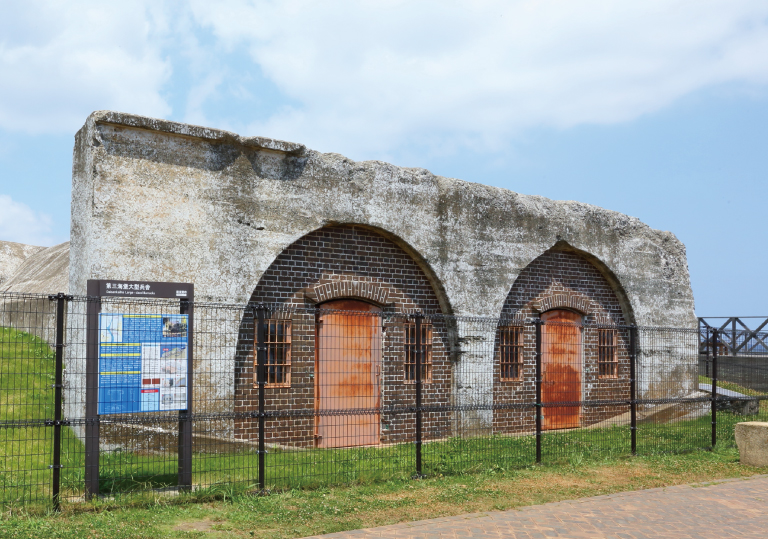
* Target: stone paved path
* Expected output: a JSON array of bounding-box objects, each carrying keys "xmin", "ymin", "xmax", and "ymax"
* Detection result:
[{"xmin": 303, "ymin": 475, "xmax": 768, "ymax": 539}]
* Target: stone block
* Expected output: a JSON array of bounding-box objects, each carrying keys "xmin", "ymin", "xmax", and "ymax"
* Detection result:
[{"xmin": 735, "ymin": 422, "xmax": 768, "ymax": 467}]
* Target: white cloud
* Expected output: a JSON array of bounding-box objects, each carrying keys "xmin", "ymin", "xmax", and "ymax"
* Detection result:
[
  {"xmin": 0, "ymin": 2, "xmax": 172, "ymax": 134},
  {"xmin": 0, "ymin": 195, "xmax": 58, "ymax": 246},
  {"xmin": 188, "ymin": 0, "xmax": 768, "ymax": 155},
  {"xmin": 2, "ymin": 0, "xmax": 768, "ymax": 156},
  {"xmin": 184, "ymin": 72, "xmax": 225, "ymax": 128}
]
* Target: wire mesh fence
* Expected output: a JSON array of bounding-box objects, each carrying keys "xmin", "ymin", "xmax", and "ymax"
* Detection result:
[{"xmin": 1, "ymin": 291, "xmax": 766, "ymax": 511}]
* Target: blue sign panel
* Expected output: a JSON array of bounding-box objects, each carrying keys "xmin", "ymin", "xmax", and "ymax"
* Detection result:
[{"xmin": 98, "ymin": 313, "xmax": 189, "ymax": 415}]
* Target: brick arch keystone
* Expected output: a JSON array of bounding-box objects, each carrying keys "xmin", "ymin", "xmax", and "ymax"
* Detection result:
[
  {"xmin": 306, "ymin": 279, "xmax": 390, "ymax": 305},
  {"xmin": 529, "ymin": 288, "xmax": 611, "ymax": 323}
]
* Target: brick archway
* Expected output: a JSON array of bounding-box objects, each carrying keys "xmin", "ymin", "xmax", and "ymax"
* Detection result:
[
  {"xmin": 493, "ymin": 246, "xmax": 633, "ymax": 435},
  {"xmin": 234, "ymin": 224, "xmax": 452, "ymax": 447},
  {"xmin": 501, "ymin": 247, "xmax": 631, "ymax": 325},
  {"xmin": 247, "ymin": 224, "xmax": 446, "ymax": 314}
]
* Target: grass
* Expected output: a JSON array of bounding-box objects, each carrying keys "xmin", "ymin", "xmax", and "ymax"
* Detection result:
[
  {"xmin": 2, "ymin": 326, "xmax": 768, "ymax": 535},
  {"xmin": 699, "ymin": 374, "xmax": 768, "ymax": 421},
  {"xmin": 50, "ymin": 416, "xmax": 736, "ymax": 502},
  {"xmin": 76, "ymin": 397, "xmax": 763, "ymax": 502},
  {"xmin": 0, "ymin": 327, "xmax": 84, "ymax": 511},
  {"xmin": 0, "ymin": 326, "xmax": 57, "ymax": 421},
  {"xmin": 0, "ymin": 446, "xmax": 766, "ymax": 539},
  {"xmin": 698, "ymin": 374, "xmax": 768, "ymax": 397}
]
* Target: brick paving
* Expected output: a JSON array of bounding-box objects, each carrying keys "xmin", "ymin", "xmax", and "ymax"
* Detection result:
[{"xmin": 303, "ymin": 475, "xmax": 768, "ymax": 539}]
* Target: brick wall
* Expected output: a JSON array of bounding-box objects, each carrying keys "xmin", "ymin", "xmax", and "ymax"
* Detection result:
[
  {"xmin": 494, "ymin": 248, "xmax": 631, "ymax": 433},
  {"xmin": 234, "ymin": 225, "xmax": 452, "ymax": 447},
  {"xmin": 234, "ymin": 235, "xmax": 634, "ymax": 445}
]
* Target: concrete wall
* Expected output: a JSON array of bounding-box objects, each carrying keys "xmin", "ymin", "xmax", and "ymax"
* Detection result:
[
  {"xmin": 69, "ymin": 112, "xmax": 695, "ymax": 326},
  {"xmin": 67, "ymin": 111, "xmax": 698, "ymax": 431}
]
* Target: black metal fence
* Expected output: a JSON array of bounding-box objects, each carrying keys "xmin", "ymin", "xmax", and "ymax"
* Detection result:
[{"xmin": 1, "ymin": 291, "xmax": 766, "ymax": 511}]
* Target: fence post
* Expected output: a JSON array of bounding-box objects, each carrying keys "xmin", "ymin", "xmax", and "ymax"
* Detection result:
[
  {"xmin": 48, "ymin": 292, "xmax": 69, "ymax": 512},
  {"xmin": 256, "ymin": 304, "xmax": 267, "ymax": 492},
  {"xmin": 711, "ymin": 328, "xmax": 718, "ymax": 449},
  {"xmin": 629, "ymin": 325, "xmax": 638, "ymax": 456},
  {"xmin": 178, "ymin": 295, "xmax": 194, "ymax": 492},
  {"xmin": 534, "ymin": 318, "xmax": 542, "ymax": 464},
  {"xmin": 414, "ymin": 313, "xmax": 424, "ymax": 478},
  {"xmin": 705, "ymin": 327, "xmax": 711, "ymax": 378},
  {"xmin": 84, "ymin": 283, "xmax": 101, "ymax": 500}
]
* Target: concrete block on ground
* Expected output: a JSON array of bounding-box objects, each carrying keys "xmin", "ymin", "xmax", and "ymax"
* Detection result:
[{"xmin": 735, "ymin": 421, "xmax": 768, "ymax": 467}]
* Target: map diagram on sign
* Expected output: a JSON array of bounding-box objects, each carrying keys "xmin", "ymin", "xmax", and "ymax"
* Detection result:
[{"xmin": 98, "ymin": 313, "xmax": 189, "ymax": 415}]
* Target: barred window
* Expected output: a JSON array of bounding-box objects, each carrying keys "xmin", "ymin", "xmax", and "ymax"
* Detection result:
[
  {"xmin": 499, "ymin": 326, "xmax": 523, "ymax": 380},
  {"xmin": 404, "ymin": 322, "xmax": 433, "ymax": 382},
  {"xmin": 254, "ymin": 320, "xmax": 292, "ymax": 387},
  {"xmin": 598, "ymin": 328, "xmax": 618, "ymax": 378}
]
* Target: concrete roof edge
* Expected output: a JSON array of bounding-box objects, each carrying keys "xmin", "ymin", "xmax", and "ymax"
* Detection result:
[
  {"xmin": 84, "ymin": 112, "xmax": 670, "ymax": 242},
  {"xmin": 87, "ymin": 111, "xmax": 306, "ymax": 155},
  {"xmin": 349, "ymin": 158, "xmax": 658, "ymax": 237}
]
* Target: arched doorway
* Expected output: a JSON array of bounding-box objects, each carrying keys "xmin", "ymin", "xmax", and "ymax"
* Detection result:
[
  {"xmin": 316, "ymin": 300, "xmax": 382, "ymax": 448},
  {"xmin": 541, "ymin": 309, "xmax": 582, "ymax": 430},
  {"xmin": 494, "ymin": 246, "xmax": 634, "ymax": 435}
]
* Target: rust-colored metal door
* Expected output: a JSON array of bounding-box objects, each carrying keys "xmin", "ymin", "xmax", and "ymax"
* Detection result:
[
  {"xmin": 541, "ymin": 310, "xmax": 582, "ymax": 430},
  {"xmin": 316, "ymin": 300, "xmax": 381, "ymax": 448}
]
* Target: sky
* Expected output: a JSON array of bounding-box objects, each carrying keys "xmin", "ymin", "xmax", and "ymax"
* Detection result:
[{"xmin": 0, "ymin": 0, "xmax": 767, "ymax": 317}]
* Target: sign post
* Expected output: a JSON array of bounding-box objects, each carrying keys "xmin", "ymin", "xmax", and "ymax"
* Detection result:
[{"xmin": 85, "ymin": 280, "xmax": 194, "ymax": 499}]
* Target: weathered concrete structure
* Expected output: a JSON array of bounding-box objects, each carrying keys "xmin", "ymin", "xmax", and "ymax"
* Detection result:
[
  {"xmin": 65, "ymin": 111, "xmax": 697, "ymax": 443},
  {"xmin": 1, "ymin": 241, "xmax": 70, "ymax": 344},
  {"xmin": 70, "ymin": 111, "xmax": 694, "ymax": 321},
  {"xmin": 2, "ymin": 242, "xmax": 69, "ymax": 294},
  {"xmin": 0, "ymin": 241, "xmax": 46, "ymax": 288}
]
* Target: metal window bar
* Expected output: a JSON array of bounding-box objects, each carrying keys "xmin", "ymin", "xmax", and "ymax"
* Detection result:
[
  {"xmin": 598, "ymin": 328, "xmax": 618, "ymax": 378},
  {"xmin": 499, "ymin": 325, "xmax": 524, "ymax": 381},
  {"xmin": 404, "ymin": 320, "xmax": 432, "ymax": 383},
  {"xmin": 252, "ymin": 318, "xmax": 291, "ymax": 387}
]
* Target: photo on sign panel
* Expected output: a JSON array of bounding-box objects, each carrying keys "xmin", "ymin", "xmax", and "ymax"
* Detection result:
[
  {"xmin": 162, "ymin": 315, "xmax": 187, "ymax": 338},
  {"xmin": 100, "ymin": 314, "xmax": 123, "ymax": 343}
]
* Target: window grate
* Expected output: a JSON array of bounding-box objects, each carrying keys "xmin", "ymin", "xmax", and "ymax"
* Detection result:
[
  {"xmin": 404, "ymin": 321, "xmax": 432, "ymax": 382},
  {"xmin": 598, "ymin": 328, "xmax": 618, "ymax": 378},
  {"xmin": 499, "ymin": 325, "xmax": 524, "ymax": 380},
  {"xmin": 254, "ymin": 319, "xmax": 292, "ymax": 387}
]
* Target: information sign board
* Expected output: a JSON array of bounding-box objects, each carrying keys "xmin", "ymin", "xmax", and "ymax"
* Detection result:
[
  {"xmin": 85, "ymin": 279, "xmax": 194, "ymax": 498},
  {"xmin": 98, "ymin": 312, "xmax": 189, "ymax": 414}
]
